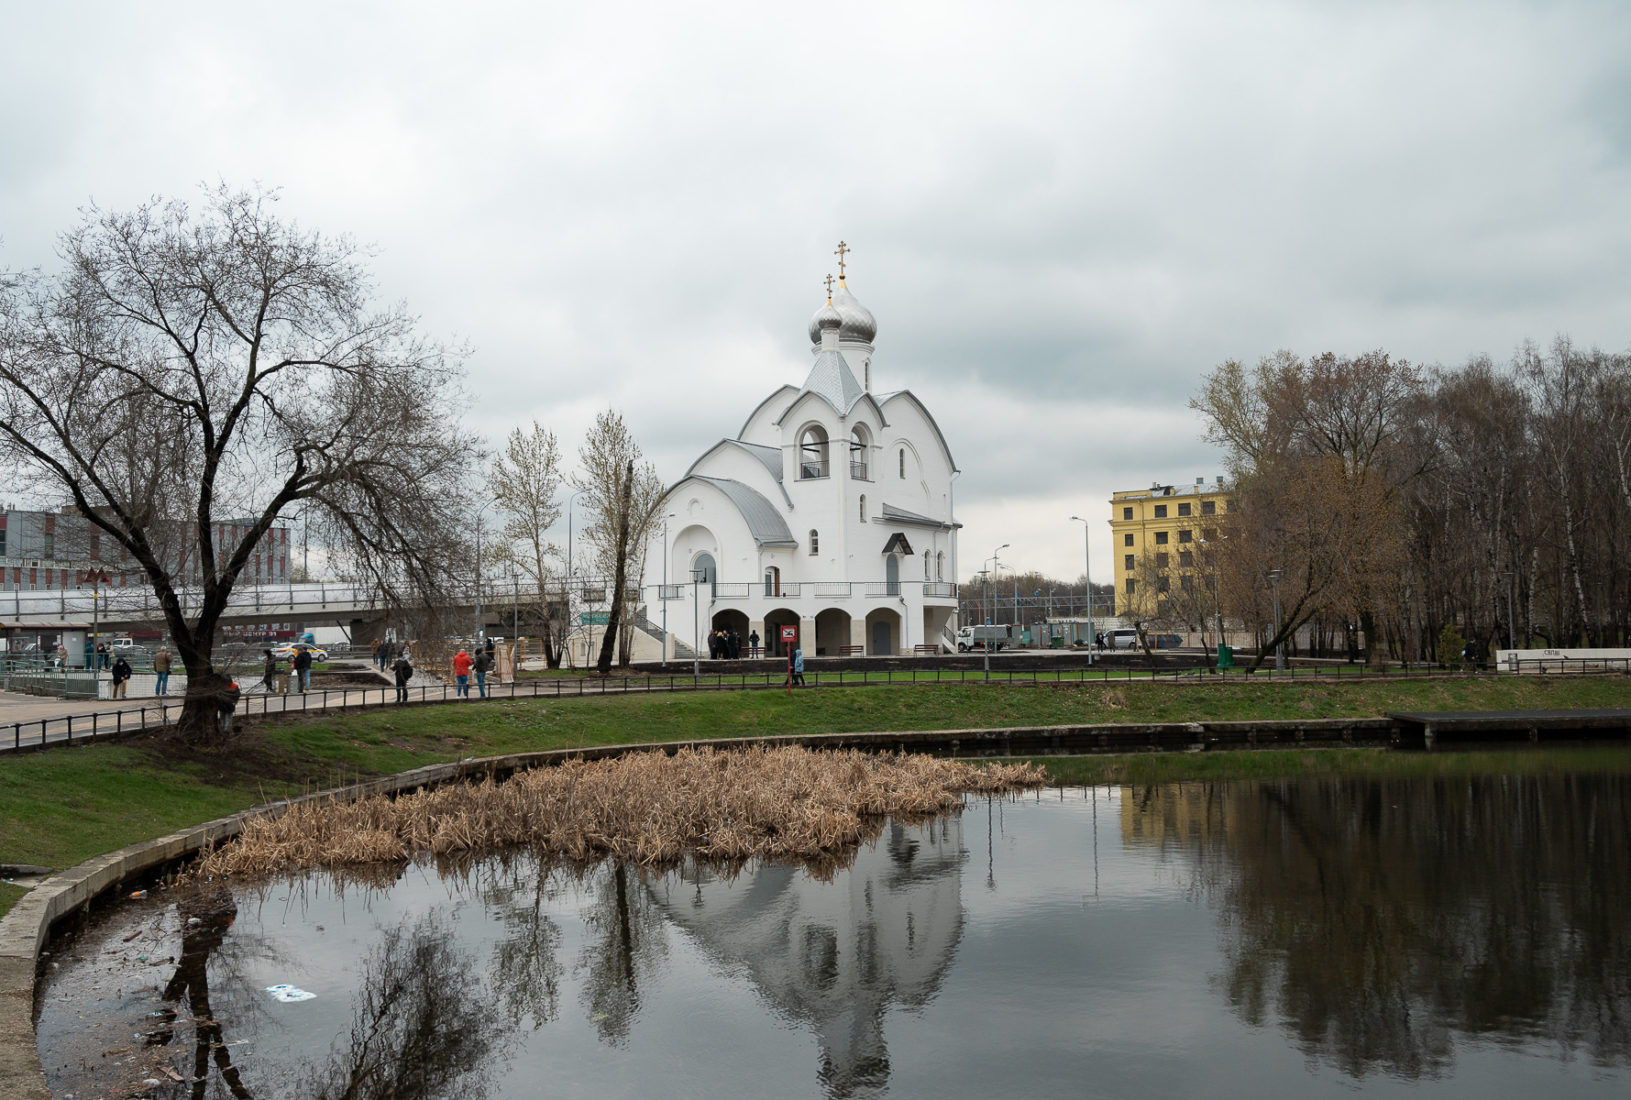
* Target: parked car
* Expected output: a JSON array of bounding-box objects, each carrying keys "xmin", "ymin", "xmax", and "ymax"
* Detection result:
[
  {"xmin": 1106, "ymin": 628, "xmax": 1140, "ymax": 649},
  {"xmin": 272, "ymin": 641, "xmax": 329, "ymax": 662}
]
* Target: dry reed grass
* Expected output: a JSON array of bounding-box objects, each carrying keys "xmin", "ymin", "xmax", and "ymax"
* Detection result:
[{"xmin": 195, "ymin": 746, "xmax": 1046, "ymax": 877}]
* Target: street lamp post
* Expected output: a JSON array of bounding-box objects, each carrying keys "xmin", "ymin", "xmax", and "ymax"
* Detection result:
[
  {"xmin": 1069, "ymin": 517, "xmax": 1094, "ymax": 665},
  {"xmin": 662, "ymin": 512, "xmax": 676, "ymax": 663},
  {"xmin": 986, "ymin": 543, "xmax": 1009, "ymax": 680},
  {"xmin": 474, "ymin": 499, "xmax": 500, "ymax": 642},
  {"xmin": 975, "ymin": 569, "xmax": 991, "ymax": 680},
  {"xmin": 1267, "ymin": 568, "xmax": 1284, "ymax": 672},
  {"xmin": 691, "ymin": 567, "xmax": 704, "ymax": 680}
]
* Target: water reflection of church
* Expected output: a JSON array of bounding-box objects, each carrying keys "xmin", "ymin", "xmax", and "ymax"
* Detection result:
[{"xmin": 647, "ymin": 816, "xmax": 966, "ymax": 1097}]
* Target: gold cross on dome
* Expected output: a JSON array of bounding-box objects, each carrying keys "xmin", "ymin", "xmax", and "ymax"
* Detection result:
[
  {"xmin": 823, "ymin": 273, "xmax": 835, "ymax": 301},
  {"xmin": 834, "ymin": 240, "xmax": 849, "ymax": 278}
]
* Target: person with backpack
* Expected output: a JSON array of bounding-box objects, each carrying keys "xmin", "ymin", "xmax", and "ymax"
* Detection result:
[
  {"xmin": 474, "ymin": 647, "xmax": 494, "ymax": 698},
  {"xmin": 292, "ymin": 645, "xmax": 314, "ymax": 693},
  {"xmin": 392, "ymin": 651, "xmax": 414, "ymax": 703}
]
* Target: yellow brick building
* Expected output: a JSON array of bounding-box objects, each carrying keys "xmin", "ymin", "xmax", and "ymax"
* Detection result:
[{"xmin": 1109, "ymin": 479, "xmax": 1231, "ymax": 618}]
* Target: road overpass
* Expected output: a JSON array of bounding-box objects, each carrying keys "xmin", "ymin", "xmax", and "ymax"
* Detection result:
[{"xmin": 0, "ymin": 579, "xmax": 553, "ymax": 634}]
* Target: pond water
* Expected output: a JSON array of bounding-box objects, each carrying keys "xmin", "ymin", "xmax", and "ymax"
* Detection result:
[{"xmin": 37, "ymin": 774, "xmax": 1631, "ymax": 1098}]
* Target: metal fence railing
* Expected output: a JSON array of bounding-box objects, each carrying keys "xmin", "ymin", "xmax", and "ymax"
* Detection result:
[{"xmin": 6, "ymin": 656, "xmax": 1616, "ymax": 755}]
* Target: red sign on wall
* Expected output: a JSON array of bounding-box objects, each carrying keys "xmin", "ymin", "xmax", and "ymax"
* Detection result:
[{"xmin": 780, "ymin": 625, "xmax": 798, "ymax": 642}]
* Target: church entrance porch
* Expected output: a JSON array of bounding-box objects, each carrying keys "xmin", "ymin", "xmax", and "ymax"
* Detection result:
[
  {"xmin": 865, "ymin": 608, "xmax": 901, "ymax": 656},
  {"xmin": 922, "ymin": 605, "xmax": 956, "ymax": 653},
  {"xmin": 762, "ymin": 608, "xmax": 800, "ymax": 657},
  {"xmin": 709, "ymin": 609, "xmax": 749, "ymax": 657},
  {"xmin": 814, "ymin": 609, "xmax": 851, "ymax": 657}
]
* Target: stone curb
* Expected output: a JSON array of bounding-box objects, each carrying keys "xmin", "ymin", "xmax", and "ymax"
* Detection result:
[{"xmin": 0, "ymin": 717, "xmax": 1394, "ymax": 1096}]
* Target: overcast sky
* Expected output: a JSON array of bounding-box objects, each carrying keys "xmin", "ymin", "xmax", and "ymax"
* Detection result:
[{"xmin": 4, "ymin": 1, "xmax": 1629, "ymax": 583}]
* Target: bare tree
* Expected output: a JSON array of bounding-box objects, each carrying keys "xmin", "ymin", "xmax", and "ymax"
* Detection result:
[
  {"xmin": 575, "ymin": 410, "xmax": 662, "ymax": 672},
  {"xmin": 0, "ymin": 185, "xmax": 475, "ymax": 743},
  {"xmin": 490, "ymin": 421, "xmax": 568, "ymax": 667}
]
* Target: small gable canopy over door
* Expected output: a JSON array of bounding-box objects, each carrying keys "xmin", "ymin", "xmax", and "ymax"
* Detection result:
[{"xmin": 880, "ymin": 532, "xmax": 914, "ymax": 556}]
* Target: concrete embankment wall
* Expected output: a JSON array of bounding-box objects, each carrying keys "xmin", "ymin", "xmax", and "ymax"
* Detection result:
[{"xmin": 0, "ymin": 717, "xmax": 1391, "ymax": 1097}]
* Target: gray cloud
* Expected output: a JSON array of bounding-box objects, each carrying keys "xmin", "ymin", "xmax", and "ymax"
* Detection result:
[{"xmin": 3, "ymin": 0, "xmax": 1629, "ymax": 579}]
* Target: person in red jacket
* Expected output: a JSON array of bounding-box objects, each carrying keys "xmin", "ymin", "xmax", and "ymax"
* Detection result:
[{"xmin": 452, "ymin": 647, "xmax": 474, "ymax": 697}]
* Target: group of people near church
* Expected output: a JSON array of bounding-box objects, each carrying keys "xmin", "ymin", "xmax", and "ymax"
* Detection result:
[{"xmin": 707, "ymin": 627, "xmax": 761, "ymax": 660}]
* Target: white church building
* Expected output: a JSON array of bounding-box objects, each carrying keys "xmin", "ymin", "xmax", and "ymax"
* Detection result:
[{"xmin": 650, "ymin": 259, "xmax": 961, "ymax": 658}]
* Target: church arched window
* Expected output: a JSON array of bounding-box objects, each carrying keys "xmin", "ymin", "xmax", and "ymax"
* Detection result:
[
  {"xmin": 923, "ymin": 549, "xmax": 931, "ymax": 579},
  {"xmin": 859, "ymin": 494, "xmax": 867, "ymax": 522},
  {"xmin": 898, "ymin": 448, "xmax": 905, "ymax": 479},
  {"xmin": 799, "ymin": 425, "xmax": 830, "ymax": 479},
  {"xmin": 936, "ymin": 551, "xmax": 945, "ymax": 580},
  {"xmin": 849, "ymin": 425, "xmax": 870, "ymax": 480},
  {"xmin": 809, "ymin": 529, "xmax": 819, "ymax": 555}
]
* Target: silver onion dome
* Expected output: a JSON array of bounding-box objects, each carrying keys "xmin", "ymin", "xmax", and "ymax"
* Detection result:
[
  {"xmin": 831, "ymin": 281, "xmax": 876, "ymax": 344},
  {"xmin": 808, "ymin": 281, "xmax": 877, "ymax": 345},
  {"xmin": 810, "ymin": 301, "xmax": 843, "ymax": 341}
]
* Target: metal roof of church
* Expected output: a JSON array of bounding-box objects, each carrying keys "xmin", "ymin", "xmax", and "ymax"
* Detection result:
[
  {"xmin": 694, "ymin": 477, "xmax": 797, "ymax": 547},
  {"xmin": 798, "ymin": 350, "xmax": 866, "ymax": 416}
]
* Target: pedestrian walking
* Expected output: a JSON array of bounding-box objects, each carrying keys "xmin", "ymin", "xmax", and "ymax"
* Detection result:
[
  {"xmin": 791, "ymin": 647, "xmax": 805, "ymax": 687},
  {"xmin": 392, "ymin": 652, "xmax": 413, "ymax": 703},
  {"xmin": 261, "ymin": 649, "xmax": 280, "ymax": 694},
  {"xmin": 293, "ymin": 646, "xmax": 314, "ymax": 693},
  {"xmin": 452, "ymin": 647, "xmax": 474, "ymax": 697},
  {"xmin": 374, "ymin": 637, "xmax": 390, "ymax": 672},
  {"xmin": 474, "ymin": 647, "xmax": 493, "ymax": 698},
  {"xmin": 96, "ymin": 640, "xmax": 110, "ymax": 670},
  {"xmin": 110, "ymin": 654, "xmax": 133, "ymax": 699},
  {"xmin": 153, "ymin": 646, "xmax": 173, "ymax": 696}
]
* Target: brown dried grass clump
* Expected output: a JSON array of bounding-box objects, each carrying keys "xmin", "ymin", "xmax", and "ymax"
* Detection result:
[{"xmin": 196, "ymin": 746, "xmax": 1046, "ymax": 877}]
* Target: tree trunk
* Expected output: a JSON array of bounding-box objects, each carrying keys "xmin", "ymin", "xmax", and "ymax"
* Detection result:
[{"xmin": 596, "ymin": 461, "xmax": 633, "ymax": 675}]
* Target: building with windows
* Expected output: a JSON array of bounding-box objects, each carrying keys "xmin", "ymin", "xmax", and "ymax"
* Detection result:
[
  {"xmin": 649, "ymin": 260, "xmax": 961, "ymax": 657},
  {"xmin": 1109, "ymin": 479, "xmax": 1231, "ymax": 618},
  {"xmin": 0, "ymin": 506, "xmax": 292, "ymax": 592}
]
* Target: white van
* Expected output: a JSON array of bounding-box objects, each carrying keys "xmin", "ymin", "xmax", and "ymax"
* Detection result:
[{"xmin": 1106, "ymin": 628, "xmax": 1140, "ymax": 649}]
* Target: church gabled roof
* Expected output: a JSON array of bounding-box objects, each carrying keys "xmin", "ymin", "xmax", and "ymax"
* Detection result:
[
  {"xmin": 692, "ymin": 476, "xmax": 798, "ymax": 547},
  {"xmin": 686, "ymin": 439, "xmax": 783, "ymax": 483},
  {"xmin": 797, "ymin": 349, "xmax": 866, "ymax": 417}
]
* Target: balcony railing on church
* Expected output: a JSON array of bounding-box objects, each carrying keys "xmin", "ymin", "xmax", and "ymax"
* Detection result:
[
  {"xmin": 653, "ymin": 581, "xmax": 956, "ymax": 601},
  {"xmin": 850, "ymin": 461, "xmax": 869, "ymax": 480},
  {"xmin": 799, "ymin": 461, "xmax": 829, "ymax": 479}
]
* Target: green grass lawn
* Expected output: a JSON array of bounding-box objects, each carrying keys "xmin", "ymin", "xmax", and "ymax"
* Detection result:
[{"xmin": 4, "ymin": 674, "xmax": 1630, "ymax": 918}]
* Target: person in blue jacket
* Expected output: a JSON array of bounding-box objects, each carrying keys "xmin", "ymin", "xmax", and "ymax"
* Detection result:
[{"xmin": 791, "ymin": 647, "xmax": 805, "ymax": 687}]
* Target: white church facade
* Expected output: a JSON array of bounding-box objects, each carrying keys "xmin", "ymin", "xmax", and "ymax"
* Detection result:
[{"xmin": 650, "ymin": 258, "xmax": 961, "ymax": 658}]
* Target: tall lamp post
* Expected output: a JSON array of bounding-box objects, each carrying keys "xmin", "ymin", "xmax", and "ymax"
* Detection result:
[
  {"xmin": 691, "ymin": 566, "xmax": 704, "ymax": 680},
  {"xmin": 1069, "ymin": 517, "xmax": 1094, "ymax": 665},
  {"xmin": 975, "ymin": 569, "xmax": 991, "ymax": 680},
  {"xmin": 1267, "ymin": 567, "xmax": 1284, "ymax": 672},
  {"xmin": 474, "ymin": 499, "xmax": 499, "ymax": 642},
  {"xmin": 662, "ymin": 512, "xmax": 676, "ymax": 663}
]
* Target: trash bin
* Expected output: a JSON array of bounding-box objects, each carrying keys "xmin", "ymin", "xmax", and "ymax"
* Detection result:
[
  {"xmin": 1216, "ymin": 644, "xmax": 1234, "ymax": 670},
  {"xmin": 275, "ymin": 672, "xmax": 289, "ymax": 694}
]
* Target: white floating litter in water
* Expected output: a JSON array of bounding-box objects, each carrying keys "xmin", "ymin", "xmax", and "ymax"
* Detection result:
[{"xmin": 264, "ymin": 984, "xmax": 316, "ymax": 1002}]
